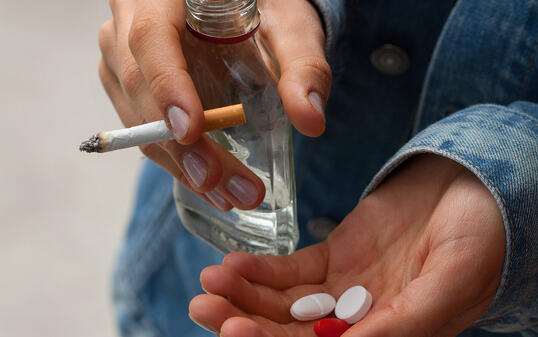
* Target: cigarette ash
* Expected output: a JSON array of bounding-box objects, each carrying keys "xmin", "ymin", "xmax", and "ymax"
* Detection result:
[{"xmin": 79, "ymin": 134, "xmax": 100, "ymax": 153}]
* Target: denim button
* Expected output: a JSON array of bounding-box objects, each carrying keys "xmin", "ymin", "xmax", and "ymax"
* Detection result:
[
  {"xmin": 370, "ymin": 44, "xmax": 410, "ymax": 75},
  {"xmin": 307, "ymin": 218, "xmax": 338, "ymax": 240}
]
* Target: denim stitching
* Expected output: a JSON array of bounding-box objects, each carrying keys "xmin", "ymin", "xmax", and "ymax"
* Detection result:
[
  {"xmin": 463, "ymin": 104, "xmax": 538, "ymax": 127},
  {"xmin": 505, "ymin": 108, "xmax": 537, "ymax": 128},
  {"xmin": 120, "ymin": 173, "xmax": 174, "ymax": 282},
  {"xmin": 508, "ymin": 109, "xmax": 538, "ymax": 127},
  {"xmin": 413, "ymin": 0, "xmax": 464, "ymax": 135},
  {"xmin": 133, "ymin": 205, "xmax": 180, "ymax": 291},
  {"xmin": 125, "ymin": 282, "xmax": 162, "ymax": 337},
  {"xmin": 126, "ymin": 192, "xmax": 177, "ymax": 288}
]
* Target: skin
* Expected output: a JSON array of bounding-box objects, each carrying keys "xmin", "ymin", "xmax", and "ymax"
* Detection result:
[
  {"xmin": 99, "ymin": 1, "xmax": 505, "ymax": 335},
  {"xmin": 98, "ymin": 0, "xmax": 330, "ymax": 211},
  {"xmin": 189, "ymin": 155, "xmax": 505, "ymax": 337}
]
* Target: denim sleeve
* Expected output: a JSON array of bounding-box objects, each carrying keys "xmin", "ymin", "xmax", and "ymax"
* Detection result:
[
  {"xmin": 307, "ymin": 0, "xmax": 346, "ymax": 63},
  {"xmin": 361, "ymin": 102, "xmax": 538, "ymax": 334}
]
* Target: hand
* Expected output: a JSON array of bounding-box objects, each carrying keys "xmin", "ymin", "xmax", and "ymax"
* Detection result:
[
  {"xmin": 189, "ymin": 155, "xmax": 505, "ymax": 336},
  {"xmin": 98, "ymin": 0, "xmax": 331, "ymax": 211}
]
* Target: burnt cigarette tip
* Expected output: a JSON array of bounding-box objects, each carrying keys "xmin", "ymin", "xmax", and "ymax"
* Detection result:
[{"xmin": 79, "ymin": 134, "xmax": 100, "ymax": 153}]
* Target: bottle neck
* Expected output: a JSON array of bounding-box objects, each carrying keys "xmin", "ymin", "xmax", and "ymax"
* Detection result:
[{"xmin": 185, "ymin": 0, "xmax": 260, "ymax": 39}]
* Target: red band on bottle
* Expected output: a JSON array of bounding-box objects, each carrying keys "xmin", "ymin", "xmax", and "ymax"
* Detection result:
[{"xmin": 186, "ymin": 22, "xmax": 260, "ymax": 44}]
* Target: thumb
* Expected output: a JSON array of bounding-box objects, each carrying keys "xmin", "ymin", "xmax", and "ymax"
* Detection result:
[{"xmin": 261, "ymin": 0, "xmax": 332, "ymax": 137}]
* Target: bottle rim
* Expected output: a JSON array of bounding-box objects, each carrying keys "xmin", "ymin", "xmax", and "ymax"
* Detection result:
[
  {"xmin": 185, "ymin": 16, "xmax": 260, "ymax": 44},
  {"xmin": 185, "ymin": 0, "xmax": 259, "ymax": 41},
  {"xmin": 186, "ymin": 0, "xmax": 252, "ymax": 13}
]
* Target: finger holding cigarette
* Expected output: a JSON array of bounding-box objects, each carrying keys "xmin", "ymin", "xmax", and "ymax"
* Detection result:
[
  {"xmin": 80, "ymin": 104, "xmax": 245, "ymax": 153},
  {"xmin": 95, "ymin": 10, "xmax": 265, "ymax": 212}
]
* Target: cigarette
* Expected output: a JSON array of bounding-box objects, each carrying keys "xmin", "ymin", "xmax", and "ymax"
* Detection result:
[{"xmin": 80, "ymin": 104, "xmax": 245, "ymax": 153}]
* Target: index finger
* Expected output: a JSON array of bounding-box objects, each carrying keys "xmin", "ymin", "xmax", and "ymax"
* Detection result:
[
  {"xmin": 222, "ymin": 242, "xmax": 329, "ymax": 289},
  {"xmin": 128, "ymin": 0, "xmax": 204, "ymax": 144}
]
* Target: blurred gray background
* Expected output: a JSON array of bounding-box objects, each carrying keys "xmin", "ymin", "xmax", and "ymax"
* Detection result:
[{"xmin": 1, "ymin": 1, "xmax": 140, "ymax": 336}]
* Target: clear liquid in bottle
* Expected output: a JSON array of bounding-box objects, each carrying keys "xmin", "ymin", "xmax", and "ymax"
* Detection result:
[{"xmin": 173, "ymin": 0, "xmax": 299, "ymax": 255}]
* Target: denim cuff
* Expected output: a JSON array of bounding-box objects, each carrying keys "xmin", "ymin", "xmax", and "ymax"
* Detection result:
[
  {"xmin": 361, "ymin": 103, "xmax": 538, "ymax": 333},
  {"xmin": 307, "ymin": 0, "xmax": 346, "ymax": 64}
]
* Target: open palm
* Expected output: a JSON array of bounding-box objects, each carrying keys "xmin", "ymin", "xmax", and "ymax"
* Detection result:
[{"xmin": 189, "ymin": 155, "xmax": 505, "ymax": 337}]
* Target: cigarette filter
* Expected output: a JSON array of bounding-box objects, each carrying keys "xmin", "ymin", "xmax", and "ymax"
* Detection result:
[{"xmin": 80, "ymin": 103, "xmax": 245, "ymax": 153}]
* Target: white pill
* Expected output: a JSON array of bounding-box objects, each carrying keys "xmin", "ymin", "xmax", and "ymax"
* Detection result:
[
  {"xmin": 335, "ymin": 286, "xmax": 372, "ymax": 324},
  {"xmin": 290, "ymin": 293, "xmax": 336, "ymax": 321}
]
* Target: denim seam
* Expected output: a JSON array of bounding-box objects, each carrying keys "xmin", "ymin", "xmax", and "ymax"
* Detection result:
[
  {"xmin": 114, "ymin": 204, "xmax": 178, "ymax": 337},
  {"xmin": 460, "ymin": 103, "xmax": 538, "ymax": 127},
  {"xmin": 361, "ymin": 145, "xmax": 515, "ymax": 316},
  {"xmin": 121, "ymin": 175, "xmax": 174, "ymax": 280},
  {"xmin": 131, "ymin": 204, "xmax": 180, "ymax": 291},
  {"xmin": 495, "ymin": 106, "xmax": 538, "ymax": 127},
  {"xmin": 412, "ymin": 0, "xmax": 462, "ymax": 135},
  {"xmin": 518, "ymin": 42, "xmax": 538, "ymax": 100},
  {"xmin": 118, "ymin": 279, "xmax": 162, "ymax": 337},
  {"xmin": 116, "ymin": 179, "xmax": 180, "ymax": 291}
]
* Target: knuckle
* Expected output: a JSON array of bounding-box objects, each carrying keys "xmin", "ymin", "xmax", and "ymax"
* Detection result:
[
  {"xmin": 119, "ymin": 59, "xmax": 143, "ymax": 94},
  {"xmin": 98, "ymin": 20, "xmax": 115, "ymax": 54},
  {"xmin": 128, "ymin": 15, "xmax": 157, "ymax": 54},
  {"xmin": 148, "ymin": 67, "xmax": 187, "ymax": 98},
  {"xmin": 293, "ymin": 55, "xmax": 333, "ymax": 84}
]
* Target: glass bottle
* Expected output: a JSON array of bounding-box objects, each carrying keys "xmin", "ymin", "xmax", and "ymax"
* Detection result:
[{"xmin": 172, "ymin": 0, "xmax": 299, "ymax": 255}]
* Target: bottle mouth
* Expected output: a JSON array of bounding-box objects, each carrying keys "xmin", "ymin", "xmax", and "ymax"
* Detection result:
[
  {"xmin": 185, "ymin": 0, "xmax": 259, "ymax": 39},
  {"xmin": 186, "ymin": 20, "xmax": 260, "ymax": 44},
  {"xmin": 187, "ymin": 0, "xmax": 254, "ymax": 14}
]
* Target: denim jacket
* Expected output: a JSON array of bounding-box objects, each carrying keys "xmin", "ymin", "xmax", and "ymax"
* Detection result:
[{"xmin": 113, "ymin": 0, "xmax": 538, "ymax": 336}]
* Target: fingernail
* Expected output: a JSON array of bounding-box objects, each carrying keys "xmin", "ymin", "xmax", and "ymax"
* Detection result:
[
  {"xmin": 189, "ymin": 314, "xmax": 216, "ymax": 333},
  {"xmin": 308, "ymin": 91, "xmax": 324, "ymax": 115},
  {"xmin": 183, "ymin": 152, "xmax": 207, "ymax": 187},
  {"xmin": 226, "ymin": 176, "xmax": 258, "ymax": 206},
  {"xmin": 205, "ymin": 190, "xmax": 229, "ymax": 211},
  {"xmin": 168, "ymin": 105, "xmax": 189, "ymax": 140}
]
